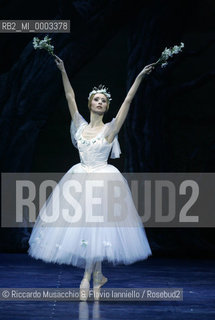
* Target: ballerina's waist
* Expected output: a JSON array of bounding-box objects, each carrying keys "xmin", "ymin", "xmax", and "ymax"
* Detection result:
[{"xmin": 80, "ymin": 162, "xmax": 108, "ymax": 172}]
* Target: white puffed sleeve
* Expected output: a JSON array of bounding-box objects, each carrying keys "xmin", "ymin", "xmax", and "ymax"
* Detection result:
[
  {"xmin": 70, "ymin": 111, "xmax": 88, "ymax": 148},
  {"xmin": 104, "ymin": 118, "xmax": 121, "ymax": 159},
  {"xmin": 110, "ymin": 135, "xmax": 121, "ymax": 158}
]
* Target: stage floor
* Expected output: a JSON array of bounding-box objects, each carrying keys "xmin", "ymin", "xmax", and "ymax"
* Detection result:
[{"xmin": 0, "ymin": 253, "xmax": 214, "ymax": 319}]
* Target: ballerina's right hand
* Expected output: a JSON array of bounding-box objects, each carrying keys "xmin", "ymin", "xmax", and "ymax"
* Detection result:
[
  {"xmin": 139, "ymin": 62, "xmax": 157, "ymax": 77},
  {"xmin": 54, "ymin": 55, "xmax": 65, "ymax": 72}
]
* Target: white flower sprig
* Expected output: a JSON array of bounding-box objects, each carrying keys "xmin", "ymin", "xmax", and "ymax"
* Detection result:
[
  {"xmin": 33, "ymin": 35, "xmax": 55, "ymax": 57},
  {"xmin": 155, "ymin": 42, "xmax": 184, "ymax": 68}
]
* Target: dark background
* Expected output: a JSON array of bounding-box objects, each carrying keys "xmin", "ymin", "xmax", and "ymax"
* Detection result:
[{"xmin": 0, "ymin": 0, "xmax": 215, "ymax": 257}]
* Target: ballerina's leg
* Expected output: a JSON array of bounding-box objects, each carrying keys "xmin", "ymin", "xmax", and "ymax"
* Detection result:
[
  {"xmin": 93, "ymin": 261, "xmax": 108, "ymax": 301},
  {"xmin": 79, "ymin": 261, "xmax": 94, "ymax": 301},
  {"xmin": 93, "ymin": 261, "xmax": 102, "ymax": 273},
  {"xmin": 83, "ymin": 260, "xmax": 94, "ymax": 281}
]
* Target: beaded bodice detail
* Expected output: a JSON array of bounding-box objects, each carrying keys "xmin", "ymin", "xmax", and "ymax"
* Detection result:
[
  {"xmin": 70, "ymin": 111, "xmax": 121, "ymax": 166},
  {"xmin": 76, "ymin": 124, "xmax": 114, "ymax": 167}
]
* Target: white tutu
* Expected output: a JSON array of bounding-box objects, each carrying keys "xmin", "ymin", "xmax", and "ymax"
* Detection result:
[{"xmin": 28, "ymin": 111, "xmax": 152, "ymax": 268}]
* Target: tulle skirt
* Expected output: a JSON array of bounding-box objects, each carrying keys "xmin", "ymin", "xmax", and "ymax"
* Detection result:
[{"xmin": 28, "ymin": 163, "xmax": 152, "ymax": 269}]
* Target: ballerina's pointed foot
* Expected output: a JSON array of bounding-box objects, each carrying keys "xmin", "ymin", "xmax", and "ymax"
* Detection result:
[
  {"xmin": 93, "ymin": 271, "xmax": 108, "ymax": 301},
  {"xmin": 80, "ymin": 278, "xmax": 90, "ymax": 301}
]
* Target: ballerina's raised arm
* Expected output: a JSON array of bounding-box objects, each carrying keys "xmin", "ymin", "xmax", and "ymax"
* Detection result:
[
  {"xmin": 54, "ymin": 55, "xmax": 78, "ymax": 120},
  {"xmin": 54, "ymin": 55, "xmax": 156, "ymax": 143},
  {"xmin": 105, "ymin": 62, "xmax": 156, "ymax": 144}
]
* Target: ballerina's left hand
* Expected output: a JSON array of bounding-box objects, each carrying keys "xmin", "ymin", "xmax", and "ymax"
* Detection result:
[{"xmin": 138, "ymin": 62, "xmax": 157, "ymax": 77}]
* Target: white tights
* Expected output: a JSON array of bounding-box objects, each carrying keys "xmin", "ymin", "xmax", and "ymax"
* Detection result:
[{"xmin": 83, "ymin": 261, "xmax": 102, "ymax": 281}]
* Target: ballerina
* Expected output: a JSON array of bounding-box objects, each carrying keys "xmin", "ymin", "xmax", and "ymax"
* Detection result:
[{"xmin": 28, "ymin": 55, "xmax": 155, "ymax": 301}]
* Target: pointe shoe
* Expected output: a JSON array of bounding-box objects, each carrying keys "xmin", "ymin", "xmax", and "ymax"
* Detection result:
[
  {"xmin": 80, "ymin": 278, "xmax": 90, "ymax": 301},
  {"xmin": 93, "ymin": 271, "xmax": 108, "ymax": 301}
]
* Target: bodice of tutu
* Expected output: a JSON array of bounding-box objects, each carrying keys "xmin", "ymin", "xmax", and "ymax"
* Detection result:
[{"xmin": 70, "ymin": 111, "xmax": 121, "ymax": 168}]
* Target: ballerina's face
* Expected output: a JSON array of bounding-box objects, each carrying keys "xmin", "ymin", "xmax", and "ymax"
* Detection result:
[{"xmin": 90, "ymin": 93, "xmax": 108, "ymax": 114}]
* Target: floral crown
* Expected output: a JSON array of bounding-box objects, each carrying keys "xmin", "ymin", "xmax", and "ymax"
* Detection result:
[{"xmin": 88, "ymin": 84, "xmax": 112, "ymax": 102}]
